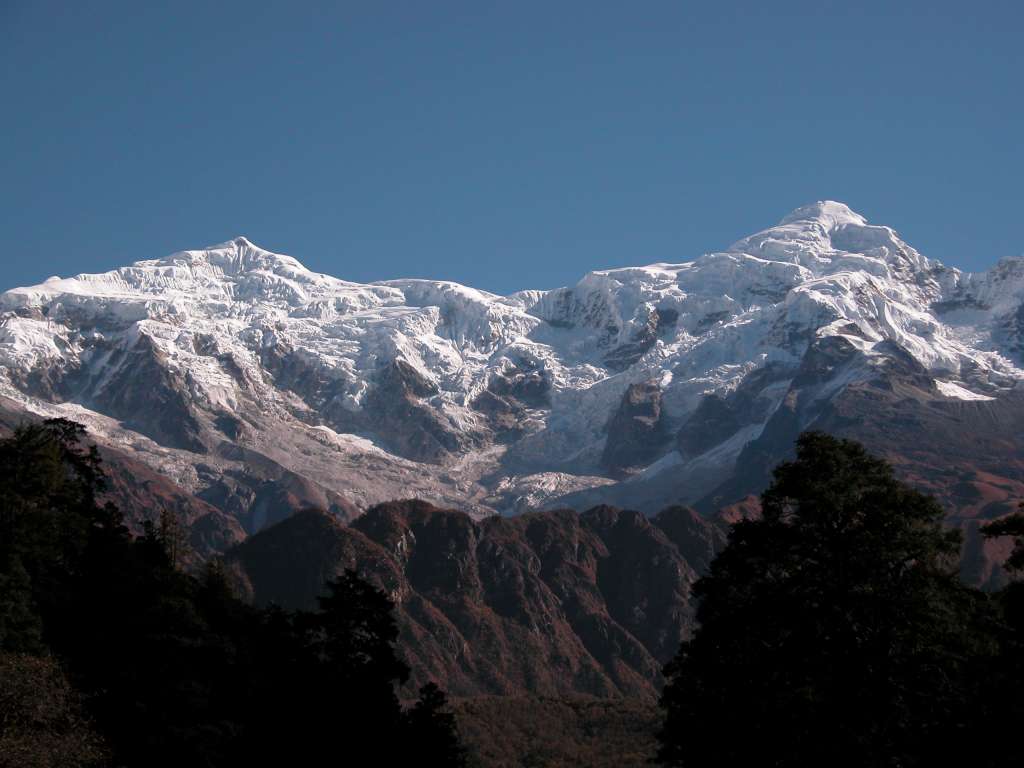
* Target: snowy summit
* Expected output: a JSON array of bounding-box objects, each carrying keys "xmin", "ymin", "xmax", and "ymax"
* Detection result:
[{"xmin": 2, "ymin": 202, "xmax": 1023, "ymax": 525}]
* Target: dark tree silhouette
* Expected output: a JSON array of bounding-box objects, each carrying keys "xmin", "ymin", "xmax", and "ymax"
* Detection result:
[
  {"xmin": 0, "ymin": 557, "xmax": 43, "ymax": 653},
  {"xmin": 658, "ymin": 431, "xmax": 989, "ymax": 768},
  {"xmin": 0, "ymin": 418, "xmax": 122, "ymax": 654},
  {"xmin": 975, "ymin": 508, "xmax": 1024, "ymax": 767},
  {"xmin": 407, "ymin": 682, "xmax": 468, "ymax": 767},
  {"xmin": 0, "ymin": 419, "xmax": 466, "ymax": 767},
  {"xmin": 983, "ymin": 506, "xmax": 1024, "ymax": 573},
  {"xmin": 243, "ymin": 571, "xmax": 466, "ymax": 765},
  {"xmin": 310, "ymin": 569, "xmax": 411, "ymax": 685}
]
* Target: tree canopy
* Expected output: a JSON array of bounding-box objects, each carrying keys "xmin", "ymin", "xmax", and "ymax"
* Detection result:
[
  {"xmin": 658, "ymin": 431, "xmax": 992, "ymax": 767},
  {"xmin": 0, "ymin": 418, "xmax": 465, "ymax": 767}
]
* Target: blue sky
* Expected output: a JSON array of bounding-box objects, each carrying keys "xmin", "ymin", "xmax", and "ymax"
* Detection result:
[{"xmin": 2, "ymin": 1, "xmax": 1021, "ymax": 294}]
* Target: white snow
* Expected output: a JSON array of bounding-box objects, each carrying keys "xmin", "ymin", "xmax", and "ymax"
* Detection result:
[
  {"xmin": 2, "ymin": 201, "xmax": 1022, "ymax": 512},
  {"xmin": 934, "ymin": 380, "xmax": 996, "ymax": 401}
]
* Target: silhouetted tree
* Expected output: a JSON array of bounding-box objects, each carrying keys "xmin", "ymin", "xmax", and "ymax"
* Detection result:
[
  {"xmin": 0, "ymin": 418, "xmax": 124, "ymax": 654},
  {"xmin": 983, "ymin": 506, "xmax": 1024, "ymax": 572},
  {"xmin": 0, "ymin": 557, "xmax": 43, "ymax": 653},
  {"xmin": 658, "ymin": 432, "xmax": 990, "ymax": 767},
  {"xmin": 973, "ymin": 508, "xmax": 1024, "ymax": 767},
  {"xmin": 156, "ymin": 506, "xmax": 188, "ymax": 570},
  {"xmin": 240, "ymin": 570, "xmax": 411, "ymax": 763},
  {"xmin": 310, "ymin": 569, "xmax": 410, "ymax": 685},
  {"xmin": 0, "ymin": 419, "xmax": 467, "ymax": 766},
  {"xmin": 407, "ymin": 683, "xmax": 467, "ymax": 767}
]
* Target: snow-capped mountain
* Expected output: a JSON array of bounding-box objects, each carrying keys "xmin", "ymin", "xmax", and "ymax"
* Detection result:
[{"xmin": 3, "ymin": 201, "xmax": 1024, "ymax": 546}]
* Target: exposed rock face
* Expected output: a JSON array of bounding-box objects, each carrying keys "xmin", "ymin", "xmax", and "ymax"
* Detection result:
[
  {"xmin": 227, "ymin": 501, "xmax": 726, "ymax": 699},
  {"xmin": 677, "ymin": 362, "xmax": 793, "ymax": 460},
  {"xmin": 601, "ymin": 382, "xmax": 668, "ymax": 476},
  {"xmin": 471, "ymin": 363, "xmax": 551, "ymax": 441},
  {"xmin": 997, "ymin": 302, "xmax": 1024, "ymax": 361},
  {"xmin": 367, "ymin": 359, "xmax": 481, "ymax": 463},
  {"xmin": 486, "ymin": 364, "xmax": 551, "ymax": 407},
  {"xmin": 582, "ymin": 506, "xmax": 697, "ymax": 662},
  {"xmin": 603, "ymin": 308, "xmax": 660, "ymax": 371},
  {"xmin": 653, "ymin": 505, "xmax": 728, "ymax": 577},
  {"xmin": 92, "ymin": 334, "xmax": 207, "ymax": 454}
]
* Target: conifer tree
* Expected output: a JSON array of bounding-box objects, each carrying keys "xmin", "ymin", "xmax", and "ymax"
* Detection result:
[
  {"xmin": 406, "ymin": 683, "xmax": 467, "ymax": 767},
  {"xmin": 658, "ymin": 431, "xmax": 987, "ymax": 767},
  {"xmin": 974, "ymin": 507, "xmax": 1024, "ymax": 767},
  {"xmin": 157, "ymin": 507, "xmax": 187, "ymax": 570},
  {"xmin": 0, "ymin": 420, "xmax": 468, "ymax": 767},
  {"xmin": 0, "ymin": 558, "xmax": 43, "ymax": 653}
]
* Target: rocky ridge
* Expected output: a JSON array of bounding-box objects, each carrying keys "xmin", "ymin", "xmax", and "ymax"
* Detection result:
[{"xmin": 225, "ymin": 501, "xmax": 727, "ymax": 699}]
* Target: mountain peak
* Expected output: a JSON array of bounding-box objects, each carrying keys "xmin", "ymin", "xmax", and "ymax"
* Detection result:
[
  {"xmin": 726, "ymin": 199, "xmax": 918, "ymax": 275},
  {"xmin": 164, "ymin": 236, "xmax": 313, "ymax": 278},
  {"xmin": 1, "ymin": 203, "xmax": 1023, "ymax": 534},
  {"xmin": 779, "ymin": 201, "xmax": 868, "ymax": 229}
]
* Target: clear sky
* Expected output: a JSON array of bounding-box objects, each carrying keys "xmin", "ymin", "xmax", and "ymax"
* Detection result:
[{"xmin": 2, "ymin": 1, "xmax": 1021, "ymax": 295}]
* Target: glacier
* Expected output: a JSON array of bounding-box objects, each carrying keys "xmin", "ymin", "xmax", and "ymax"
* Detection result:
[{"xmin": 2, "ymin": 201, "xmax": 1023, "ymax": 529}]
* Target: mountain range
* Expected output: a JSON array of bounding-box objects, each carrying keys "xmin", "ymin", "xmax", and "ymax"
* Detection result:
[{"xmin": 1, "ymin": 201, "xmax": 1022, "ymax": 582}]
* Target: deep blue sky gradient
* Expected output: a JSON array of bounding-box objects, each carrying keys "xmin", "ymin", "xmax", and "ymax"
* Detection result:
[{"xmin": 2, "ymin": 1, "xmax": 1022, "ymax": 294}]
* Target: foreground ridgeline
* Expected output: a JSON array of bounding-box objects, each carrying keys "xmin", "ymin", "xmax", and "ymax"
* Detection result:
[
  {"xmin": 0, "ymin": 419, "xmax": 466, "ymax": 767},
  {"xmin": 4, "ymin": 420, "xmax": 1024, "ymax": 766},
  {"xmin": 225, "ymin": 497, "xmax": 727, "ymax": 699}
]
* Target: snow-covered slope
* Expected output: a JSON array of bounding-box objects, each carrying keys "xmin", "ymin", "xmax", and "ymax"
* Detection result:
[{"xmin": 3, "ymin": 202, "xmax": 1023, "ymax": 530}]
